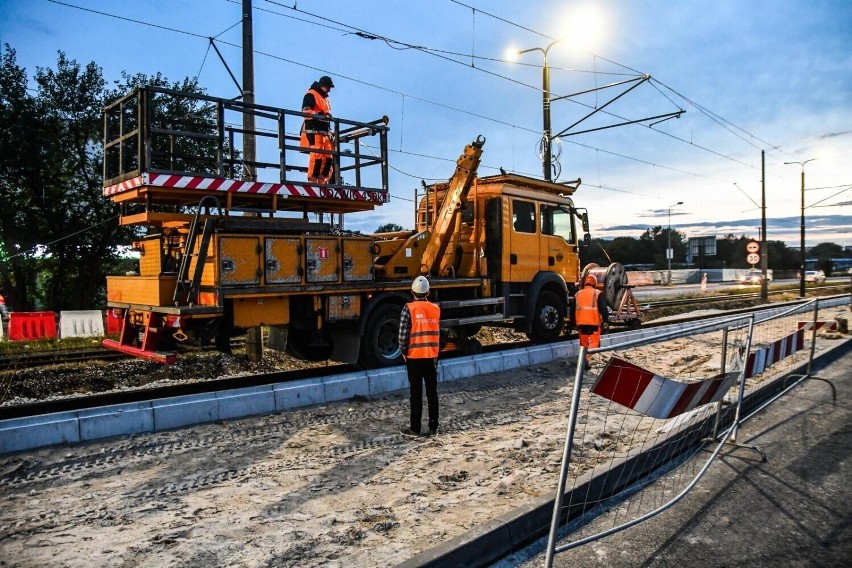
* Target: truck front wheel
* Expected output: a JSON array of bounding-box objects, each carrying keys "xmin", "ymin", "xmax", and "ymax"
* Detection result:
[{"xmin": 528, "ymin": 290, "xmax": 565, "ymax": 343}]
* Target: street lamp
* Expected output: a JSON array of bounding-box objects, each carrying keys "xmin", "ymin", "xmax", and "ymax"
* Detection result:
[
  {"xmin": 518, "ymin": 39, "xmax": 562, "ymax": 182},
  {"xmin": 784, "ymin": 158, "xmax": 817, "ymax": 298},
  {"xmin": 667, "ymin": 201, "xmax": 683, "ymax": 285}
]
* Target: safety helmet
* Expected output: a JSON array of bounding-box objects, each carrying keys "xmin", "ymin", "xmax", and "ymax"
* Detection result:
[
  {"xmin": 318, "ymin": 75, "xmax": 335, "ymax": 88},
  {"xmin": 412, "ymin": 275, "xmax": 430, "ymax": 295},
  {"xmin": 584, "ymin": 274, "xmax": 598, "ymax": 287}
]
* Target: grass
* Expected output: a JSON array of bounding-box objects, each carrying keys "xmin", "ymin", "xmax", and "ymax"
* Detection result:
[{"xmin": 0, "ymin": 335, "xmax": 111, "ymax": 355}]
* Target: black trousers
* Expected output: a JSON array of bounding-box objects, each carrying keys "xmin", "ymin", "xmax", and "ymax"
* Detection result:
[{"xmin": 406, "ymin": 357, "xmax": 439, "ymax": 433}]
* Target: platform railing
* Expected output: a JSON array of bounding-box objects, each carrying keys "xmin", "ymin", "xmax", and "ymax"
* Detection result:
[{"xmin": 103, "ymin": 86, "xmax": 390, "ymax": 194}]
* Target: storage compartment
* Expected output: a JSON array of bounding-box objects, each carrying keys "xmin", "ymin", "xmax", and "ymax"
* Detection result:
[
  {"xmin": 265, "ymin": 237, "xmax": 302, "ymax": 284},
  {"xmin": 219, "ymin": 236, "xmax": 261, "ymax": 286},
  {"xmin": 305, "ymin": 238, "xmax": 340, "ymax": 283},
  {"xmin": 342, "ymin": 238, "xmax": 374, "ymax": 282},
  {"xmin": 106, "ymin": 275, "xmax": 177, "ymax": 306}
]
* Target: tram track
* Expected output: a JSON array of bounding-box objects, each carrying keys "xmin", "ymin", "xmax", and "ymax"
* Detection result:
[{"xmin": 0, "ymin": 292, "xmax": 846, "ymax": 422}]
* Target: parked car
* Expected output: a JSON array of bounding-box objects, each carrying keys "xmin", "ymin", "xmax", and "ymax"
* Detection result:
[
  {"xmin": 738, "ymin": 269, "xmax": 772, "ymax": 285},
  {"xmin": 804, "ymin": 270, "xmax": 826, "ymax": 284}
]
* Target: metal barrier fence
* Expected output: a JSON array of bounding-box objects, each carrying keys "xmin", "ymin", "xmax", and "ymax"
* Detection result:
[{"xmin": 543, "ymin": 297, "xmax": 842, "ymax": 566}]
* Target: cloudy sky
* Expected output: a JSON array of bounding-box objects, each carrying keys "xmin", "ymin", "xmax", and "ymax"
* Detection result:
[{"xmin": 2, "ymin": 0, "xmax": 850, "ymax": 247}]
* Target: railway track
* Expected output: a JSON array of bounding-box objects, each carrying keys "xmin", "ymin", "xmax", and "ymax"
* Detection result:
[
  {"xmin": 0, "ymin": 292, "xmax": 846, "ymax": 422},
  {"xmin": 641, "ymin": 283, "xmax": 849, "ymax": 309}
]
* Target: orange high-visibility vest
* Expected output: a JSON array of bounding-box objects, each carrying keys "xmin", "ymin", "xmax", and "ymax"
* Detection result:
[
  {"xmin": 406, "ymin": 301, "xmax": 441, "ymax": 359},
  {"xmin": 575, "ymin": 286, "xmax": 602, "ymax": 327},
  {"xmin": 301, "ymin": 88, "xmax": 331, "ymax": 137}
]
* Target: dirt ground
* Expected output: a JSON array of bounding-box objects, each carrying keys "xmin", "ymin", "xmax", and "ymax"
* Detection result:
[{"xmin": 0, "ymin": 305, "xmax": 848, "ymax": 567}]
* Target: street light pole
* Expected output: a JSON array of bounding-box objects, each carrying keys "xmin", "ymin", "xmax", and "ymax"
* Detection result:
[
  {"xmin": 667, "ymin": 201, "xmax": 683, "ymax": 286},
  {"xmin": 784, "ymin": 159, "xmax": 816, "ymax": 298},
  {"xmin": 519, "ymin": 39, "xmax": 562, "ymax": 182}
]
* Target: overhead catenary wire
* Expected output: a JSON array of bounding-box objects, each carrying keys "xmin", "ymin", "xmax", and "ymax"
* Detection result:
[{"xmin": 46, "ymin": 0, "xmax": 809, "ymax": 214}]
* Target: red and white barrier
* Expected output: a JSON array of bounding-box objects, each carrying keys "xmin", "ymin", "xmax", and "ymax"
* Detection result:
[
  {"xmin": 797, "ymin": 320, "xmax": 838, "ymax": 332},
  {"xmin": 745, "ymin": 329, "xmax": 805, "ymax": 378},
  {"xmin": 591, "ymin": 357, "xmax": 738, "ymax": 420}
]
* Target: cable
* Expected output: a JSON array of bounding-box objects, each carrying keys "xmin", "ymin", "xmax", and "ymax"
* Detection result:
[
  {"xmin": 6, "ymin": 215, "xmax": 120, "ymax": 260},
  {"xmin": 49, "ymin": 0, "xmax": 791, "ymax": 212}
]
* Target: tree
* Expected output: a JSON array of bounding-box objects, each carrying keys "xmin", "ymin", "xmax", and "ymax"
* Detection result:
[
  {"xmin": 376, "ymin": 223, "xmax": 404, "ymax": 233},
  {"xmin": 0, "ymin": 45, "xmax": 210, "ymax": 311}
]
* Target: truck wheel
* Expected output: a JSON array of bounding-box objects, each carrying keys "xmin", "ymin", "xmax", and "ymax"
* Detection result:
[
  {"xmin": 528, "ymin": 290, "xmax": 565, "ymax": 343},
  {"xmin": 359, "ymin": 304, "xmax": 404, "ymax": 368}
]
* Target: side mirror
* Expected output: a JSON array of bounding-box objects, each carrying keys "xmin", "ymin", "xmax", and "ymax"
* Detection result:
[{"xmin": 583, "ymin": 232, "xmax": 591, "ymax": 247}]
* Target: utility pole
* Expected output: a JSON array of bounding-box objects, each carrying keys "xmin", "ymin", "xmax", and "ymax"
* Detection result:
[
  {"xmin": 242, "ymin": 0, "xmax": 256, "ymax": 182},
  {"xmin": 242, "ymin": 0, "xmax": 262, "ymax": 362},
  {"xmin": 760, "ymin": 150, "xmax": 768, "ymax": 300}
]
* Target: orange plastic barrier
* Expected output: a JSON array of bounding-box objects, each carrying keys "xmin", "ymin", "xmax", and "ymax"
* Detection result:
[{"xmin": 7, "ymin": 311, "xmax": 58, "ymax": 341}]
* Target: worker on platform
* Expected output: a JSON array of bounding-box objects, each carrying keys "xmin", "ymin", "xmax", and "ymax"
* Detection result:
[
  {"xmin": 398, "ymin": 276, "xmax": 441, "ymax": 438},
  {"xmin": 574, "ymin": 274, "xmax": 609, "ymax": 367},
  {"xmin": 300, "ymin": 75, "xmax": 335, "ymax": 184}
]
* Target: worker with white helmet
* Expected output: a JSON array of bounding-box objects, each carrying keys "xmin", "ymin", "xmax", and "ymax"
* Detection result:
[{"xmin": 398, "ymin": 275, "xmax": 441, "ymax": 437}]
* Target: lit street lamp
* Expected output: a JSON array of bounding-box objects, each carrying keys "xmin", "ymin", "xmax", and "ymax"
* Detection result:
[
  {"xmin": 518, "ymin": 39, "xmax": 562, "ymax": 182},
  {"xmin": 667, "ymin": 201, "xmax": 683, "ymax": 285},
  {"xmin": 784, "ymin": 158, "xmax": 817, "ymax": 298}
]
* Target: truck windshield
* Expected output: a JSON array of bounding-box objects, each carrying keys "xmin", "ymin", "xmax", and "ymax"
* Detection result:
[{"xmin": 541, "ymin": 204, "xmax": 574, "ymax": 243}]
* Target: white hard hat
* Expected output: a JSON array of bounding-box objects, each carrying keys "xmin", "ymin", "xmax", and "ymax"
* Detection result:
[{"xmin": 412, "ymin": 275, "xmax": 430, "ymax": 295}]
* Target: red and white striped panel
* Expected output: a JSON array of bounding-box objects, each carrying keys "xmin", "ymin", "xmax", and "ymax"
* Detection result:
[
  {"xmin": 590, "ymin": 357, "xmax": 738, "ymax": 420},
  {"xmin": 103, "ymin": 173, "xmax": 388, "ymax": 203},
  {"xmin": 744, "ymin": 328, "xmax": 805, "ymax": 378},
  {"xmin": 102, "ymin": 175, "xmax": 146, "ymax": 196},
  {"xmin": 797, "ymin": 320, "xmax": 838, "ymax": 332}
]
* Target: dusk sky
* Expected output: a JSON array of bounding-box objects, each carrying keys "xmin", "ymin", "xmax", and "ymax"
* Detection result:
[{"xmin": 2, "ymin": 0, "xmax": 850, "ymax": 247}]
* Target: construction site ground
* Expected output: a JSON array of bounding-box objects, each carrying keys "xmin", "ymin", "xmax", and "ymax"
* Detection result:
[{"xmin": 0, "ymin": 303, "xmax": 849, "ymax": 567}]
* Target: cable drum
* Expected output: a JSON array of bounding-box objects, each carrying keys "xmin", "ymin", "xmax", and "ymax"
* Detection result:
[{"xmin": 581, "ymin": 263, "xmax": 629, "ymax": 310}]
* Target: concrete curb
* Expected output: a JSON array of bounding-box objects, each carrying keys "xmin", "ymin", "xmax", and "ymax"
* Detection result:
[
  {"xmin": 395, "ymin": 336, "xmax": 852, "ymax": 568},
  {"xmin": 1, "ymin": 297, "xmax": 846, "ymax": 455}
]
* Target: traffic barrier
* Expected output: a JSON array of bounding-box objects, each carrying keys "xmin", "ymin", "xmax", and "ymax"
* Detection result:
[
  {"xmin": 797, "ymin": 320, "xmax": 838, "ymax": 332},
  {"xmin": 7, "ymin": 312, "xmax": 58, "ymax": 341},
  {"xmin": 59, "ymin": 310, "xmax": 106, "ymax": 338}
]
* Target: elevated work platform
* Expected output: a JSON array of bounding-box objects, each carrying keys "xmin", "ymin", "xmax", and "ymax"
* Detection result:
[{"xmin": 102, "ymin": 86, "xmax": 390, "ymax": 218}]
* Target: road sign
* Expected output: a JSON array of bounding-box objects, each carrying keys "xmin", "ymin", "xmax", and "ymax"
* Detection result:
[
  {"xmin": 746, "ymin": 241, "xmax": 759, "ymax": 253},
  {"xmin": 747, "ymin": 252, "xmax": 760, "ymax": 264}
]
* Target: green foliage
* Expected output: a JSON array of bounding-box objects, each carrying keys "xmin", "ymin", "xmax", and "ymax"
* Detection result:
[
  {"xmin": 0, "ymin": 45, "xmax": 208, "ymax": 311},
  {"xmin": 376, "ymin": 223, "xmax": 404, "ymax": 233}
]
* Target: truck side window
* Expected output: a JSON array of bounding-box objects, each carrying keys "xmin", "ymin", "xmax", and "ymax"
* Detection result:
[
  {"xmin": 541, "ymin": 204, "xmax": 574, "ymax": 242},
  {"xmin": 513, "ymin": 200, "xmax": 536, "ymax": 233}
]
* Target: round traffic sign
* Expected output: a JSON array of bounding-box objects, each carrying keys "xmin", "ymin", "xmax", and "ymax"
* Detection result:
[
  {"xmin": 747, "ymin": 252, "xmax": 760, "ymax": 264},
  {"xmin": 746, "ymin": 241, "xmax": 759, "ymax": 253}
]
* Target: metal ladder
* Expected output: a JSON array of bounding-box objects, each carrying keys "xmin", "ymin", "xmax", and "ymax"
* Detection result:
[{"xmin": 173, "ymin": 196, "xmax": 222, "ymax": 306}]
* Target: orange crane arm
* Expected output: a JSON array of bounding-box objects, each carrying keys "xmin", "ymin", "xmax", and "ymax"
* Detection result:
[{"xmin": 419, "ymin": 136, "xmax": 485, "ymax": 275}]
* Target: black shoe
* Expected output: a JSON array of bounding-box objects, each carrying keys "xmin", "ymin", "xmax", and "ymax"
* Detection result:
[
  {"xmin": 400, "ymin": 427, "xmax": 421, "ymax": 438},
  {"xmin": 429, "ymin": 427, "xmax": 438, "ymax": 437}
]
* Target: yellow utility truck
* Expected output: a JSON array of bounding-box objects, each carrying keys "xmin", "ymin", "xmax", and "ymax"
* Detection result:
[{"xmin": 102, "ymin": 87, "xmax": 593, "ymax": 367}]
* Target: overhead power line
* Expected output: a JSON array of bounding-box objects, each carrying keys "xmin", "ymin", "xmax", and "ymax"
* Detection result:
[{"xmin": 48, "ymin": 0, "xmax": 790, "ymax": 208}]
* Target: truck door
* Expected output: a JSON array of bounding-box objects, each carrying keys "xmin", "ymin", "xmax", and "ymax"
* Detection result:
[
  {"xmin": 540, "ymin": 203, "xmax": 579, "ymax": 283},
  {"xmin": 509, "ymin": 198, "xmax": 539, "ymax": 283}
]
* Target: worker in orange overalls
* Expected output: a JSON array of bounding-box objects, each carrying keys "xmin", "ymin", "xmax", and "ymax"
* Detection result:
[
  {"xmin": 398, "ymin": 276, "xmax": 442, "ymax": 437},
  {"xmin": 574, "ymin": 274, "xmax": 609, "ymax": 367},
  {"xmin": 300, "ymin": 75, "xmax": 335, "ymax": 184}
]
